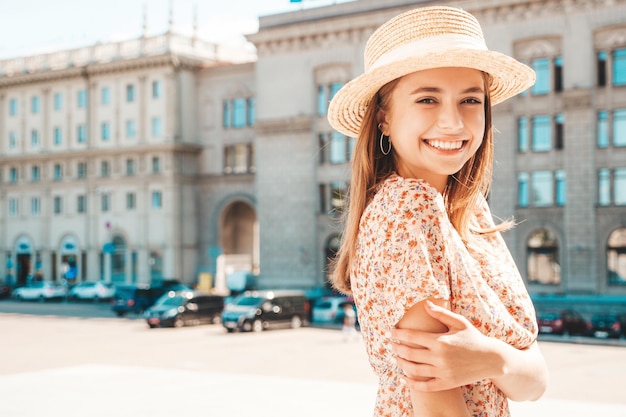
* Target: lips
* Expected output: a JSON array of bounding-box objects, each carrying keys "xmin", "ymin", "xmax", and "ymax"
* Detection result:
[{"xmin": 424, "ymin": 139, "xmax": 465, "ymax": 150}]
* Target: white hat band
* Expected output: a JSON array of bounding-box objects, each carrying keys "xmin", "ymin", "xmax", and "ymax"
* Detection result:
[{"xmin": 368, "ymin": 33, "xmax": 489, "ymax": 72}]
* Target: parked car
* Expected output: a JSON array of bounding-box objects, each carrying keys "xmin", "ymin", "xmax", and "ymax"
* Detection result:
[
  {"xmin": 69, "ymin": 282, "xmax": 116, "ymax": 302},
  {"xmin": 12, "ymin": 281, "xmax": 67, "ymax": 302},
  {"xmin": 144, "ymin": 291, "xmax": 225, "ymax": 328},
  {"xmin": 221, "ymin": 290, "xmax": 309, "ymax": 332},
  {"xmin": 0, "ymin": 281, "xmax": 11, "ymax": 299},
  {"xmin": 536, "ymin": 309, "xmax": 590, "ymax": 336},
  {"xmin": 111, "ymin": 281, "xmax": 192, "ymax": 316},
  {"xmin": 589, "ymin": 313, "xmax": 623, "ymax": 339},
  {"xmin": 311, "ymin": 296, "xmax": 354, "ymax": 325}
]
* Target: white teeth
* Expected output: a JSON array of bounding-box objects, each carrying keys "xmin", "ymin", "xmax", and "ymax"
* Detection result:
[{"xmin": 426, "ymin": 139, "xmax": 463, "ymax": 150}]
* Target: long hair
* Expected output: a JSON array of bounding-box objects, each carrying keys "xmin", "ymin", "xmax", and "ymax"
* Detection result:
[{"xmin": 330, "ymin": 72, "xmax": 507, "ymax": 294}]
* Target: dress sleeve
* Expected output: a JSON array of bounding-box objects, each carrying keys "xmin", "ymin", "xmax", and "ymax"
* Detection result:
[{"xmin": 376, "ymin": 186, "xmax": 452, "ymax": 328}]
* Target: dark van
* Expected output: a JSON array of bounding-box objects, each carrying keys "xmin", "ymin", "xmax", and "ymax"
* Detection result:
[
  {"xmin": 111, "ymin": 281, "xmax": 192, "ymax": 316},
  {"xmin": 221, "ymin": 290, "xmax": 309, "ymax": 332},
  {"xmin": 144, "ymin": 291, "xmax": 225, "ymax": 328}
]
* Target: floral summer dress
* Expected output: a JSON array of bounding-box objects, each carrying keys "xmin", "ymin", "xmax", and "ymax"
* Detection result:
[{"xmin": 351, "ymin": 175, "xmax": 538, "ymax": 417}]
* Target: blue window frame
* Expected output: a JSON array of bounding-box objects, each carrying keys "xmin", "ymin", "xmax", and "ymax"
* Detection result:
[
  {"xmin": 598, "ymin": 168, "xmax": 611, "ymax": 206},
  {"xmin": 531, "ymin": 58, "xmax": 550, "ymax": 95},
  {"xmin": 555, "ymin": 170, "xmax": 566, "ymax": 206},
  {"xmin": 329, "ymin": 131, "xmax": 347, "ymax": 164},
  {"xmin": 151, "ymin": 117, "xmax": 162, "ymax": 137},
  {"xmin": 77, "ymin": 89, "xmax": 87, "ymax": 108},
  {"xmin": 616, "ymin": 168, "xmax": 626, "ymax": 205},
  {"xmin": 126, "ymin": 120, "xmax": 136, "ymax": 139},
  {"xmin": 126, "ymin": 84, "xmax": 135, "ymax": 102},
  {"xmin": 53, "ymin": 92, "xmax": 62, "ymax": 111},
  {"xmin": 9, "ymin": 131, "xmax": 17, "ymax": 149},
  {"xmin": 152, "ymin": 81, "xmax": 161, "ymax": 99},
  {"xmin": 31, "ymin": 129, "xmax": 39, "ymax": 147},
  {"xmin": 31, "ymin": 165, "xmax": 40, "ymax": 182},
  {"xmin": 317, "ymin": 85, "xmax": 327, "ymax": 116},
  {"xmin": 151, "ymin": 191, "xmax": 162, "ymax": 209},
  {"xmin": 518, "ymin": 172, "xmax": 529, "ymax": 207},
  {"xmin": 53, "ymin": 164, "xmax": 63, "ymax": 181},
  {"xmin": 598, "ymin": 111, "xmax": 609, "ymax": 148},
  {"xmin": 247, "ymin": 98, "xmax": 255, "ymax": 126},
  {"xmin": 532, "ymin": 115, "xmax": 552, "ymax": 152},
  {"xmin": 614, "ymin": 109, "xmax": 626, "ymax": 147},
  {"xmin": 232, "ymin": 98, "xmax": 246, "ymax": 128},
  {"xmin": 9, "ymin": 98, "xmax": 17, "ymax": 116},
  {"xmin": 101, "ymin": 122, "xmax": 110, "ymax": 141},
  {"xmin": 101, "ymin": 87, "xmax": 111, "ymax": 105},
  {"xmin": 532, "ymin": 171, "xmax": 553, "ymax": 207},
  {"xmin": 613, "ymin": 48, "xmax": 626, "ymax": 86},
  {"xmin": 518, "ymin": 117, "xmax": 529, "ymax": 152},
  {"xmin": 31, "ymin": 96, "xmax": 40, "ymax": 114},
  {"xmin": 77, "ymin": 124, "xmax": 87, "ymax": 143},
  {"xmin": 223, "ymin": 101, "xmax": 231, "ymax": 128},
  {"xmin": 53, "ymin": 127, "xmax": 62, "ymax": 145}
]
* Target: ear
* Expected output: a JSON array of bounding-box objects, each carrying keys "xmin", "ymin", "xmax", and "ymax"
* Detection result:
[{"xmin": 376, "ymin": 111, "xmax": 388, "ymax": 135}]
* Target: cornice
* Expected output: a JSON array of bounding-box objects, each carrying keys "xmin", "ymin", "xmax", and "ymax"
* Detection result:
[
  {"xmin": 0, "ymin": 142, "xmax": 203, "ymax": 163},
  {"xmin": 255, "ymin": 115, "xmax": 313, "ymax": 136},
  {"xmin": 248, "ymin": 0, "xmax": 626, "ymax": 56}
]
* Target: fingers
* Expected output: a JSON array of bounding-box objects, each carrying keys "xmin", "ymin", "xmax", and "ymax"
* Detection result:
[
  {"xmin": 424, "ymin": 300, "xmax": 468, "ymax": 331},
  {"xmin": 389, "ymin": 327, "xmax": 434, "ymax": 348},
  {"xmin": 395, "ymin": 355, "xmax": 436, "ymax": 380}
]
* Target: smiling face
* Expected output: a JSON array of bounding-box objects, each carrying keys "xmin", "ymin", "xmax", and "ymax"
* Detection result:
[{"xmin": 378, "ymin": 67, "xmax": 487, "ymax": 193}]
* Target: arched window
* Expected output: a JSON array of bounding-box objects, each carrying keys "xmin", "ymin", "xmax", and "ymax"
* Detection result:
[
  {"xmin": 608, "ymin": 228, "xmax": 626, "ymax": 285},
  {"xmin": 527, "ymin": 229, "xmax": 561, "ymax": 285}
]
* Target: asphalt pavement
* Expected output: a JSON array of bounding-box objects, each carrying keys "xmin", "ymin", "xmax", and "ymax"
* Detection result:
[{"xmin": 1, "ymin": 300, "xmax": 626, "ymax": 417}]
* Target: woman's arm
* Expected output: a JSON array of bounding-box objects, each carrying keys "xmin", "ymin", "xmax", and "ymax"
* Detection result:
[
  {"xmin": 395, "ymin": 298, "xmax": 471, "ymax": 417},
  {"xmin": 391, "ymin": 301, "xmax": 548, "ymax": 402}
]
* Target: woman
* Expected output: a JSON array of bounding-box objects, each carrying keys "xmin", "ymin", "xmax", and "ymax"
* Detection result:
[{"xmin": 327, "ymin": 6, "xmax": 548, "ymax": 417}]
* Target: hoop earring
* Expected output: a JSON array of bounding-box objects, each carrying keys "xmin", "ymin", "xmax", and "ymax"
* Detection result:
[{"xmin": 379, "ymin": 132, "xmax": 391, "ymax": 155}]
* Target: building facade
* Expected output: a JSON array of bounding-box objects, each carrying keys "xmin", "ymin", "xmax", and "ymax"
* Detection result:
[{"xmin": 1, "ymin": 0, "xmax": 625, "ymax": 299}]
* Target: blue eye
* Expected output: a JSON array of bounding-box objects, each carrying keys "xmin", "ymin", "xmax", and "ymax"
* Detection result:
[{"xmin": 417, "ymin": 97, "xmax": 436, "ymax": 104}]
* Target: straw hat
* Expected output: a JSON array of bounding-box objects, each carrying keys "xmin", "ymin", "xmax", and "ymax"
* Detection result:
[{"xmin": 327, "ymin": 6, "xmax": 535, "ymax": 138}]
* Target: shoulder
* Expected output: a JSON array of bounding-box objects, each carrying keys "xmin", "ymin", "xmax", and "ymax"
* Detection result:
[{"xmin": 367, "ymin": 175, "xmax": 445, "ymax": 220}]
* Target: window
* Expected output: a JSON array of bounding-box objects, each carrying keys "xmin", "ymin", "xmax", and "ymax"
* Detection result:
[
  {"xmin": 8, "ymin": 198, "xmax": 18, "ymax": 217},
  {"xmin": 318, "ymin": 183, "xmax": 328, "ymax": 213},
  {"xmin": 101, "ymin": 161, "xmax": 110, "ymax": 178},
  {"xmin": 151, "ymin": 117, "xmax": 162, "ymax": 137},
  {"xmin": 330, "ymin": 181, "xmax": 347, "ymax": 217},
  {"xmin": 31, "ymin": 197, "xmax": 40, "ymax": 216},
  {"xmin": 613, "ymin": 48, "xmax": 626, "ymax": 86},
  {"xmin": 316, "ymin": 82, "xmax": 343, "ymax": 116},
  {"xmin": 126, "ymin": 120, "xmax": 136, "ymax": 139},
  {"xmin": 101, "ymin": 194, "xmax": 110, "ymax": 212},
  {"xmin": 598, "ymin": 51, "xmax": 608, "ymax": 87},
  {"xmin": 53, "ymin": 92, "xmax": 62, "ymax": 111},
  {"xmin": 152, "ymin": 81, "xmax": 161, "ymax": 98},
  {"xmin": 151, "ymin": 191, "xmax": 162, "ymax": 209},
  {"xmin": 607, "ymin": 228, "xmax": 626, "ymax": 285},
  {"xmin": 517, "ymin": 117, "xmax": 529, "ymax": 152},
  {"xmin": 31, "ymin": 165, "xmax": 40, "ymax": 182},
  {"xmin": 126, "ymin": 84, "xmax": 135, "ymax": 102},
  {"xmin": 531, "ymin": 115, "xmax": 552, "ymax": 152},
  {"xmin": 555, "ymin": 170, "xmax": 566, "ymax": 206},
  {"xmin": 77, "ymin": 162, "xmax": 87, "ymax": 179},
  {"xmin": 518, "ymin": 172, "xmax": 529, "ymax": 207},
  {"xmin": 531, "ymin": 58, "xmax": 550, "ymax": 95},
  {"xmin": 8, "ymin": 131, "xmax": 17, "ymax": 149},
  {"xmin": 318, "ymin": 133, "xmax": 328, "ymax": 164},
  {"xmin": 224, "ymin": 144, "xmax": 254, "ymax": 174},
  {"xmin": 53, "ymin": 163, "xmax": 63, "ymax": 181},
  {"xmin": 615, "ymin": 168, "xmax": 626, "ymax": 205},
  {"xmin": 555, "ymin": 114, "xmax": 564, "ymax": 150},
  {"xmin": 77, "ymin": 195, "xmax": 86, "ymax": 213},
  {"xmin": 9, "ymin": 98, "xmax": 17, "ymax": 116},
  {"xmin": 53, "ymin": 196, "xmax": 63, "ymax": 215},
  {"xmin": 554, "ymin": 56, "xmax": 563, "ymax": 92},
  {"xmin": 614, "ymin": 109, "xmax": 626, "ymax": 147},
  {"xmin": 152, "ymin": 156, "xmax": 161, "ymax": 174},
  {"xmin": 101, "ymin": 122, "xmax": 110, "ymax": 141},
  {"xmin": 532, "ymin": 171, "xmax": 553, "ymax": 207},
  {"xmin": 53, "ymin": 127, "xmax": 62, "ymax": 146},
  {"xmin": 598, "ymin": 111, "xmax": 609, "ymax": 148},
  {"xmin": 126, "ymin": 192, "xmax": 136, "ymax": 210},
  {"xmin": 527, "ymin": 229, "xmax": 561, "ymax": 285},
  {"xmin": 125, "ymin": 159, "xmax": 135, "ymax": 176},
  {"xmin": 77, "ymin": 124, "xmax": 87, "ymax": 143},
  {"xmin": 598, "ymin": 168, "xmax": 611, "ymax": 206},
  {"xmin": 31, "ymin": 129, "xmax": 39, "ymax": 147},
  {"xmin": 101, "ymin": 87, "xmax": 111, "ymax": 105},
  {"xmin": 223, "ymin": 101, "xmax": 231, "ymax": 128},
  {"xmin": 9, "ymin": 167, "xmax": 18, "ymax": 183},
  {"xmin": 329, "ymin": 131, "xmax": 355, "ymax": 164},
  {"xmin": 232, "ymin": 98, "xmax": 246, "ymax": 128},
  {"xmin": 247, "ymin": 98, "xmax": 255, "ymax": 126},
  {"xmin": 31, "ymin": 96, "xmax": 40, "ymax": 113},
  {"xmin": 77, "ymin": 89, "xmax": 87, "ymax": 108}
]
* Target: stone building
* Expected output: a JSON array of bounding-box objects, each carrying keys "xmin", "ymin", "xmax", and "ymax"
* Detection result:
[{"xmin": 1, "ymin": 0, "xmax": 625, "ymax": 300}]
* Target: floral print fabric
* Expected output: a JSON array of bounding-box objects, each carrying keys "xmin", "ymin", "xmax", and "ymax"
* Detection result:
[{"xmin": 351, "ymin": 175, "xmax": 538, "ymax": 417}]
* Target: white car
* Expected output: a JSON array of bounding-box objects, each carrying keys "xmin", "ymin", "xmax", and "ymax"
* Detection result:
[
  {"xmin": 69, "ymin": 282, "xmax": 116, "ymax": 301},
  {"xmin": 12, "ymin": 282, "xmax": 67, "ymax": 302}
]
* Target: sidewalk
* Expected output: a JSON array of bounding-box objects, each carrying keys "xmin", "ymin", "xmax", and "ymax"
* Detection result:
[{"xmin": 2, "ymin": 363, "xmax": 626, "ymax": 417}]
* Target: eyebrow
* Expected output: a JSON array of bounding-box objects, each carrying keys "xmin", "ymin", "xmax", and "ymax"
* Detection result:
[{"xmin": 409, "ymin": 86, "xmax": 485, "ymax": 95}]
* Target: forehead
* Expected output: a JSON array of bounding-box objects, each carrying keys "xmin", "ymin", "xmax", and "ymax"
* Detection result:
[{"xmin": 394, "ymin": 67, "xmax": 486, "ymax": 92}]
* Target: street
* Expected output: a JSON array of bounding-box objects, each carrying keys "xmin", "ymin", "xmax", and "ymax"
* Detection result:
[{"xmin": 1, "ymin": 301, "xmax": 626, "ymax": 417}]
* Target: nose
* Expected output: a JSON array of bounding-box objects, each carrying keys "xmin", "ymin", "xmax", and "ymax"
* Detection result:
[{"xmin": 436, "ymin": 102, "xmax": 464, "ymax": 132}]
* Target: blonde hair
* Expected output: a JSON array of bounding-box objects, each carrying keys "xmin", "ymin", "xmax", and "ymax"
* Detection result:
[{"xmin": 330, "ymin": 72, "xmax": 509, "ymax": 294}]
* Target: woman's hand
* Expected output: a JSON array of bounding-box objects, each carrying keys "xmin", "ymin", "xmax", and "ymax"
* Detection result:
[
  {"xmin": 391, "ymin": 300, "xmax": 503, "ymax": 391},
  {"xmin": 391, "ymin": 301, "xmax": 548, "ymax": 401}
]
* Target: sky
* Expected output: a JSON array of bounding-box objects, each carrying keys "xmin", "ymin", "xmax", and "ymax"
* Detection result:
[{"xmin": 0, "ymin": 0, "xmax": 353, "ymax": 59}]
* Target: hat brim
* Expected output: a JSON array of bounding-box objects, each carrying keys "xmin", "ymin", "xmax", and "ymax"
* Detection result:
[{"xmin": 328, "ymin": 49, "xmax": 535, "ymax": 138}]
